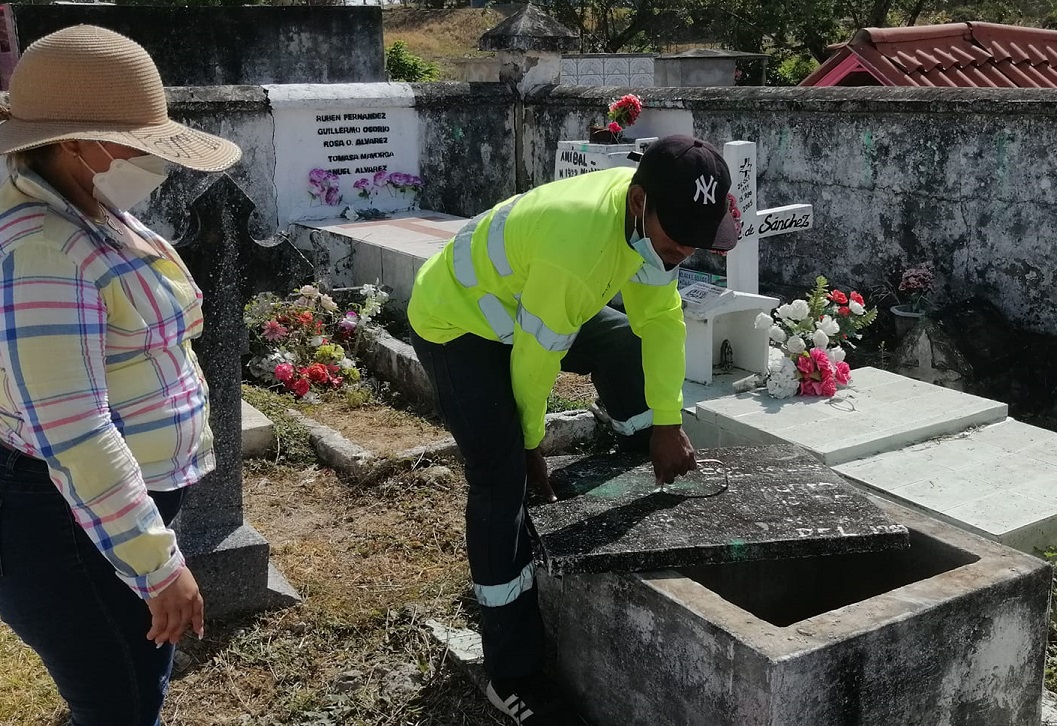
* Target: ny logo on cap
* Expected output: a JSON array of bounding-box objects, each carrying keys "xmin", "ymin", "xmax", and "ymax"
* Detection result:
[{"xmin": 693, "ymin": 174, "xmax": 717, "ymax": 205}]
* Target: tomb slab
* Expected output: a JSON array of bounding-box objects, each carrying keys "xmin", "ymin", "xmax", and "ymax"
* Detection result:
[{"xmin": 529, "ymin": 445, "xmax": 908, "ymax": 576}]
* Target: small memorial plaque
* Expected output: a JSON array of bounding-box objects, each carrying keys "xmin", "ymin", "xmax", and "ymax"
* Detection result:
[{"xmin": 529, "ymin": 445, "xmax": 909, "ymax": 576}]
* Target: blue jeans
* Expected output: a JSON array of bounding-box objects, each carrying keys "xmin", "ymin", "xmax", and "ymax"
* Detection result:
[{"xmin": 0, "ymin": 445, "xmax": 186, "ymax": 725}]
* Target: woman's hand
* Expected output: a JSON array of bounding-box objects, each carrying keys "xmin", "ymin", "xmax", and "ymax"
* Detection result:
[{"xmin": 146, "ymin": 566, "xmax": 204, "ymax": 647}]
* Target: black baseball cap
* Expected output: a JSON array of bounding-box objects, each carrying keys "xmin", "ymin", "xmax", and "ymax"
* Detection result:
[{"xmin": 631, "ymin": 135, "xmax": 738, "ymax": 251}]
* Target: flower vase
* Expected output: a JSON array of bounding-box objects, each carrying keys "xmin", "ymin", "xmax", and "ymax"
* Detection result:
[
  {"xmin": 890, "ymin": 304, "xmax": 924, "ymax": 339},
  {"xmin": 589, "ymin": 126, "xmax": 617, "ymax": 144}
]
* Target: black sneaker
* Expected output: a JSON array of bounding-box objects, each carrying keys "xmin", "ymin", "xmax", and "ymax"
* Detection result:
[{"xmin": 485, "ymin": 674, "xmax": 584, "ymax": 725}]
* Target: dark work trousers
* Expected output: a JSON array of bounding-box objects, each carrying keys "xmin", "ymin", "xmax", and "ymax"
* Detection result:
[
  {"xmin": 411, "ymin": 304, "xmax": 649, "ymax": 680},
  {"xmin": 0, "ymin": 445, "xmax": 186, "ymax": 726}
]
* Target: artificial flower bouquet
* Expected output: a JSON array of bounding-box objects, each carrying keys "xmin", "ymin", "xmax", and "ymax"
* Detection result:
[
  {"xmin": 754, "ymin": 276, "xmax": 877, "ymax": 399},
  {"xmin": 589, "ymin": 93, "xmax": 642, "ymax": 143},
  {"xmin": 895, "ymin": 263, "xmax": 934, "ymax": 314},
  {"xmin": 244, "ymin": 282, "xmax": 390, "ymax": 402}
]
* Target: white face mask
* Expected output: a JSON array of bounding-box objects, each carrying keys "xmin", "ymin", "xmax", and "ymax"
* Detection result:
[
  {"xmin": 630, "ymin": 193, "xmax": 669, "ymax": 271},
  {"xmin": 79, "ymin": 142, "xmax": 169, "ymax": 212}
]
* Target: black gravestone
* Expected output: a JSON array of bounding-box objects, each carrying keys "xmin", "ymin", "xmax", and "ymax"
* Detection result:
[
  {"xmin": 530, "ymin": 445, "xmax": 909, "ymax": 576},
  {"xmin": 173, "ymin": 174, "xmax": 299, "ymax": 617}
]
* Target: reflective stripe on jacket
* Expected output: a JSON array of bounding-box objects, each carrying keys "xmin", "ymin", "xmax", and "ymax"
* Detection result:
[{"xmin": 408, "ymin": 167, "xmax": 685, "ymax": 449}]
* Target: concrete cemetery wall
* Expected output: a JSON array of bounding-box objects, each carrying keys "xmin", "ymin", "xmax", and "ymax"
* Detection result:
[
  {"xmin": 522, "ymin": 86, "xmax": 1057, "ymax": 336},
  {"xmin": 6, "ymin": 5, "xmax": 384, "ymax": 86}
]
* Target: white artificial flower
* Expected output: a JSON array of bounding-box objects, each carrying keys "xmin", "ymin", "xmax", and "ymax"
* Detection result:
[
  {"xmin": 361, "ymin": 283, "xmax": 378, "ymax": 297},
  {"xmin": 776, "ymin": 303, "xmax": 794, "ymax": 320},
  {"xmin": 298, "ymin": 285, "xmax": 320, "ymax": 299},
  {"xmin": 828, "ymin": 346, "xmax": 847, "ymax": 363},
  {"xmin": 788, "ymin": 299, "xmax": 810, "ymax": 321},
  {"xmin": 849, "ymin": 300, "xmax": 865, "ymax": 315},
  {"xmin": 768, "ymin": 325, "xmax": 787, "ymax": 344},
  {"xmin": 309, "ymin": 335, "xmax": 325, "ymax": 347},
  {"xmin": 816, "ymin": 315, "xmax": 841, "ymax": 335},
  {"xmin": 785, "ymin": 335, "xmax": 806, "ymax": 355},
  {"xmin": 812, "ymin": 329, "xmax": 830, "ymax": 348},
  {"xmin": 375, "ymin": 290, "xmax": 389, "ymax": 304},
  {"xmin": 338, "ymin": 357, "xmax": 356, "ymax": 371},
  {"xmin": 320, "ymin": 294, "xmax": 338, "ymax": 312},
  {"xmin": 361, "ymin": 299, "xmax": 382, "ymax": 319},
  {"xmin": 302, "ymin": 392, "xmax": 322, "ymax": 405},
  {"xmin": 766, "ymin": 355, "xmax": 799, "ymax": 399},
  {"xmin": 755, "ymin": 312, "xmax": 773, "ymax": 330}
]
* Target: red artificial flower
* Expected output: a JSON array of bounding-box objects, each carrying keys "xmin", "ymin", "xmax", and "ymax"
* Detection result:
[
  {"xmin": 609, "ymin": 94, "xmax": 642, "ymax": 124},
  {"xmin": 330, "ymin": 376, "xmax": 344, "ymax": 389},
  {"xmin": 274, "ymin": 363, "xmax": 294, "ymax": 383},
  {"xmin": 828, "ymin": 290, "xmax": 848, "ymax": 305},
  {"xmin": 291, "ymin": 378, "xmax": 310, "ymax": 397},
  {"xmin": 607, "ymin": 121, "xmax": 622, "ymax": 134},
  {"xmin": 297, "ymin": 311, "xmax": 314, "ymax": 326},
  {"xmin": 850, "ymin": 291, "xmax": 865, "ymax": 306},
  {"xmin": 305, "ymin": 363, "xmax": 330, "ymax": 384},
  {"xmin": 838, "ymin": 306, "xmax": 851, "ymax": 317}
]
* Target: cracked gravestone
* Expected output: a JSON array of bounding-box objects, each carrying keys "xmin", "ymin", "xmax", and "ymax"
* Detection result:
[{"xmin": 529, "ymin": 444, "xmax": 909, "ymax": 576}]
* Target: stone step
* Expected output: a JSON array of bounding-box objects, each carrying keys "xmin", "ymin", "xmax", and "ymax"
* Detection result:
[
  {"xmin": 687, "ymin": 366, "xmax": 1007, "ymax": 466},
  {"xmin": 834, "ymin": 419, "xmax": 1057, "ymax": 553},
  {"xmin": 241, "ymin": 399, "xmax": 276, "ymax": 458}
]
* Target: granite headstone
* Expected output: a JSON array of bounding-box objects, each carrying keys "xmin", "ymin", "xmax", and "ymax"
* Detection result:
[{"xmin": 173, "ymin": 174, "xmax": 299, "ymax": 617}]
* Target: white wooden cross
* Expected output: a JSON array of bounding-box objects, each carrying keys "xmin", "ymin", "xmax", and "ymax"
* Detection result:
[{"xmin": 722, "ymin": 141, "xmax": 813, "ymax": 294}]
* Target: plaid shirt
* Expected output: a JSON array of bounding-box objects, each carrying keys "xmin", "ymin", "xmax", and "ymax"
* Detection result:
[{"xmin": 0, "ymin": 163, "xmax": 214, "ymax": 599}]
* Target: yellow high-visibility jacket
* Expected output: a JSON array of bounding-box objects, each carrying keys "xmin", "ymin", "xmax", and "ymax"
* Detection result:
[{"xmin": 408, "ymin": 167, "xmax": 685, "ymax": 450}]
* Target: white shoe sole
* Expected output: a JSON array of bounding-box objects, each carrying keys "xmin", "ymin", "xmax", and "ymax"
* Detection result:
[{"xmin": 486, "ymin": 681, "xmax": 537, "ymax": 724}]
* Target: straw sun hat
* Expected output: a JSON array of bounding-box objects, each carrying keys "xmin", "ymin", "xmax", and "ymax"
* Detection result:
[{"xmin": 0, "ymin": 24, "xmax": 241, "ymax": 172}]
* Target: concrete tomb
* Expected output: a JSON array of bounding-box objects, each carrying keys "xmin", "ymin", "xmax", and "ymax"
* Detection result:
[{"xmin": 535, "ymin": 448, "xmax": 1051, "ymax": 726}]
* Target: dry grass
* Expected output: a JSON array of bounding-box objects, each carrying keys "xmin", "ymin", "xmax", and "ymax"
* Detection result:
[
  {"xmin": 302, "ymin": 401, "xmax": 450, "ymax": 457},
  {"xmin": 382, "ymin": 7, "xmax": 507, "ymax": 79},
  {"xmin": 0, "ymin": 459, "xmax": 500, "ymax": 725}
]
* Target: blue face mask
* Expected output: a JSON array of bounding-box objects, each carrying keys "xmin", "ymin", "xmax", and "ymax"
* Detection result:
[{"xmin": 630, "ymin": 193, "xmax": 669, "ymax": 271}]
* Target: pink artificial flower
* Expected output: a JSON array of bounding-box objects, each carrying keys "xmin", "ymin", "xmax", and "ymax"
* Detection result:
[
  {"xmin": 262, "ymin": 320, "xmax": 289, "ymax": 342},
  {"xmin": 800, "ymin": 379, "xmax": 822, "ymax": 396},
  {"xmin": 290, "ymin": 378, "xmax": 310, "ymax": 397},
  {"xmin": 835, "ymin": 361, "xmax": 851, "ymax": 385},
  {"xmin": 796, "ymin": 353, "xmax": 815, "ymax": 377},
  {"xmin": 838, "ymin": 306, "xmax": 851, "ymax": 317},
  {"xmin": 820, "ymin": 377, "xmax": 838, "ymax": 397},
  {"xmin": 608, "ymin": 121, "xmax": 622, "ymax": 134},
  {"xmin": 274, "ymin": 363, "xmax": 294, "ymax": 383},
  {"xmin": 809, "ymin": 348, "xmax": 832, "ymax": 377}
]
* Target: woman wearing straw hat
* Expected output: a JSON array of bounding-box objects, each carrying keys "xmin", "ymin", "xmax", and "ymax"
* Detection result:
[{"xmin": 0, "ymin": 25, "xmax": 241, "ymax": 724}]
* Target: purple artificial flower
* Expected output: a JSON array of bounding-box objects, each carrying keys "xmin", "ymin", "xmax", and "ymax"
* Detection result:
[
  {"xmin": 338, "ymin": 311, "xmax": 360, "ymax": 332},
  {"xmin": 407, "ymin": 175, "xmax": 423, "ymax": 189},
  {"xmin": 373, "ymin": 170, "xmax": 389, "ymax": 187},
  {"xmin": 353, "ymin": 178, "xmax": 370, "ymax": 190},
  {"xmin": 324, "ymin": 187, "xmax": 342, "ymax": 206},
  {"xmin": 388, "ymin": 172, "xmax": 411, "ymax": 187}
]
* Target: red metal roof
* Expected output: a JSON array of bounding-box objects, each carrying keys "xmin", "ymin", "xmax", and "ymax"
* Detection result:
[{"xmin": 800, "ymin": 22, "xmax": 1057, "ymax": 88}]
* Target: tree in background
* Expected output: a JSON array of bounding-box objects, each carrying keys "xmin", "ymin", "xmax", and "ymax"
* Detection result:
[
  {"xmin": 385, "ymin": 40, "xmax": 440, "ymax": 81},
  {"xmin": 538, "ymin": 0, "xmax": 1057, "ymax": 84}
]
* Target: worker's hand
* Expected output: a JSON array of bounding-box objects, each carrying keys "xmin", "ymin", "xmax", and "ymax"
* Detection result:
[
  {"xmin": 146, "ymin": 566, "xmax": 204, "ymax": 647},
  {"xmin": 526, "ymin": 447, "xmax": 556, "ymax": 503},
  {"xmin": 650, "ymin": 425, "xmax": 696, "ymax": 486}
]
